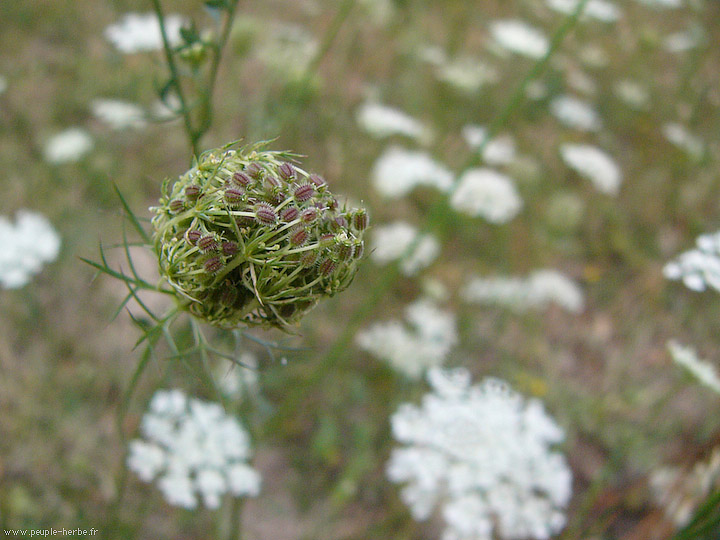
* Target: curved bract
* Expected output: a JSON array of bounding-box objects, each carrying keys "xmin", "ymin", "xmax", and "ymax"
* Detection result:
[{"xmin": 151, "ymin": 142, "xmax": 367, "ymax": 330}]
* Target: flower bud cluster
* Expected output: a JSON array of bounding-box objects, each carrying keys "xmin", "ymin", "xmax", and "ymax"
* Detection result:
[{"xmin": 151, "ymin": 142, "xmax": 367, "ymax": 329}]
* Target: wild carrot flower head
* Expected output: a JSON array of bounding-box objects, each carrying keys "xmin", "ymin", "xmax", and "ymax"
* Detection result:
[
  {"xmin": 151, "ymin": 142, "xmax": 367, "ymax": 329},
  {"xmin": 387, "ymin": 368, "xmax": 572, "ymax": 540}
]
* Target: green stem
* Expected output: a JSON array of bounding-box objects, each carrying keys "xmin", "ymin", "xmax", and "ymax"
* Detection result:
[{"xmin": 151, "ymin": 0, "xmax": 199, "ymax": 158}]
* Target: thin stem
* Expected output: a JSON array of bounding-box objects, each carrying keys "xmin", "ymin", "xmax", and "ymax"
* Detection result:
[{"xmin": 151, "ymin": 0, "xmax": 199, "ymax": 157}]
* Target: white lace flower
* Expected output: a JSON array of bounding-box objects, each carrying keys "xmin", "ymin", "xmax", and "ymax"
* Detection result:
[
  {"xmin": 613, "ymin": 80, "xmax": 650, "ymax": 110},
  {"xmin": 356, "ymin": 102, "xmax": 431, "ymax": 142},
  {"xmin": 0, "ymin": 210, "xmax": 61, "ymax": 289},
  {"xmin": 559, "ymin": 144, "xmax": 622, "ymax": 195},
  {"xmin": 420, "ymin": 50, "xmax": 499, "ymax": 94},
  {"xmin": 662, "ymin": 122, "xmax": 704, "ymax": 159},
  {"xmin": 370, "ymin": 221, "xmax": 440, "ymax": 276},
  {"xmin": 489, "ymin": 20, "xmax": 549, "ymax": 59},
  {"xmin": 372, "ymin": 146, "xmax": 454, "ymax": 198},
  {"xmin": 663, "ymin": 230, "xmax": 720, "ymax": 293},
  {"xmin": 255, "ymin": 22, "xmax": 318, "ymax": 80},
  {"xmin": 450, "ymin": 168, "xmax": 522, "ymax": 223},
  {"xmin": 667, "ymin": 341, "xmax": 720, "ymax": 394},
  {"xmin": 127, "ymin": 389, "xmax": 261, "ymax": 509},
  {"xmin": 664, "ymin": 30, "xmax": 700, "ymax": 53},
  {"xmin": 550, "ymin": 95, "xmax": 602, "ymax": 132},
  {"xmin": 463, "ymin": 269, "xmax": 584, "ymax": 313},
  {"xmin": 0, "ymin": 75, "xmax": 7, "ymax": 95},
  {"xmin": 92, "ymin": 99, "xmax": 148, "ymax": 130},
  {"xmin": 356, "ymin": 299, "xmax": 457, "ymax": 378},
  {"xmin": 387, "ymin": 368, "xmax": 572, "ymax": 540},
  {"xmin": 43, "ymin": 128, "xmax": 94, "ymax": 164},
  {"xmin": 104, "ymin": 12, "xmax": 185, "ymax": 54},
  {"xmin": 462, "ymin": 126, "xmax": 517, "ymax": 166},
  {"xmin": 546, "ymin": 0, "xmax": 621, "ymax": 22}
]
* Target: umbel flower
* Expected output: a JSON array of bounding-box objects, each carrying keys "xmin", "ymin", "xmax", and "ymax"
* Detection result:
[{"xmin": 151, "ymin": 142, "xmax": 367, "ymax": 329}]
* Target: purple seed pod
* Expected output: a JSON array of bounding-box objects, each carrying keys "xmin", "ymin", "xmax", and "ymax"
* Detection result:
[
  {"xmin": 245, "ymin": 162, "xmax": 263, "ymax": 179},
  {"xmin": 222, "ymin": 241, "xmax": 239, "ymax": 256},
  {"xmin": 185, "ymin": 229, "xmax": 202, "ymax": 245},
  {"xmin": 300, "ymin": 250, "xmax": 318, "ymax": 267},
  {"xmin": 198, "ymin": 234, "xmax": 218, "ymax": 252},
  {"xmin": 264, "ymin": 176, "xmax": 281, "ymax": 189},
  {"xmin": 352, "ymin": 209, "xmax": 368, "ymax": 231},
  {"xmin": 294, "ymin": 183, "xmax": 315, "ymax": 202},
  {"xmin": 232, "ymin": 171, "xmax": 252, "ymax": 187},
  {"xmin": 254, "ymin": 202, "xmax": 278, "ymax": 226},
  {"xmin": 309, "ymin": 173, "xmax": 326, "ymax": 188},
  {"xmin": 184, "ymin": 184, "xmax": 201, "ymax": 200},
  {"xmin": 300, "ymin": 207, "xmax": 318, "ymax": 223},
  {"xmin": 224, "ymin": 188, "xmax": 244, "ymax": 204},
  {"xmin": 290, "ymin": 227, "xmax": 309, "ymax": 246},
  {"xmin": 331, "ymin": 216, "xmax": 349, "ymax": 231},
  {"xmin": 169, "ymin": 199, "xmax": 185, "ymax": 213},
  {"xmin": 278, "ymin": 162, "xmax": 295, "ymax": 180},
  {"xmin": 280, "ymin": 206, "xmax": 300, "ymax": 222},
  {"xmin": 318, "ymin": 258, "xmax": 337, "ymax": 276},
  {"xmin": 336, "ymin": 241, "xmax": 354, "ymax": 262},
  {"xmin": 353, "ymin": 241, "xmax": 365, "ymax": 259},
  {"xmin": 319, "ymin": 233, "xmax": 336, "ymax": 248},
  {"xmin": 203, "ymin": 256, "xmax": 224, "ymax": 274}
]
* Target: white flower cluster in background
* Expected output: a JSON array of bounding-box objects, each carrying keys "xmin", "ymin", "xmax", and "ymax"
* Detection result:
[
  {"xmin": 43, "ymin": 128, "xmax": 94, "ymax": 164},
  {"xmin": 450, "ymin": 168, "xmax": 522, "ymax": 223},
  {"xmin": 662, "ymin": 122, "xmax": 704, "ymax": 160},
  {"xmin": 489, "ymin": 20, "xmax": 549, "ymax": 59},
  {"xmin": 667, "ymin": 341, "xmax": 720, "ymax": 394},
  {"xmin": 462, "ymin": 125, "xmax": 517, "ymax": 166},
  {"xmin": 356, "ymin": 299, "xmax": 457, "ymax": 378},
  {"xmin": 356, "ymin": 102, "xmax": 432, "ymax": 143},
  {"xmin": 559, "ymin": 143, "xmax": 622, "ymax": 195},
  {"xmin": 0, "ymin": 75, "xmax": 7, "ymax": 95},
  {"xmin": 650, "ymin": 446, "xmax": 720, "ymax": 527},
  {"xmin": 104, "ymin": 12, "xmax": 185, "ymax": 54},
  {"xmin": 255, "ymin": 22, "xmax": 319, "ymax": 80},
  {"xmin": 550, "ymin": 95, "xmax": 602, "ymax": 132},
  {"xmin": 370, "ymin": 221, "xmax": 440, "ymax": 276},
  {"xmin": 663, "ymin": 230, "xmax": 720, "ymax": 293},
  {"xmin": 546, "ymin": 0, "xmax": 621, "ymax": 22},
  {"xmin": 419, "ymin": 47, "xmax": 499, "ymax": 94},
  {"xmin": 372, "ymin": 146, "xmax": 454, "ymax": 198},
  {"xmin": 463, "ymin": 270, "xmax": 584, "ymax": 313},
  {"xmin": 0, "ymin": 210, "xmax": 61, "ymax": 289},
  {"xmin": 92, "ymin": 99, "xmax": 148, "ymax": 131},
  {"xmin": 387, "ymin": 368, "xmax": 572, "ymax": 540},
  {"xmin": 216, "ymin": 352, "xmax": 260, "ymax": 400},
  {"xmin": 127, "ymin": 389, "xmax": 261, "ymax": 509},
  {"xmin": 613, "ymin": 79, "xmax": 650, "ymax": 110}
]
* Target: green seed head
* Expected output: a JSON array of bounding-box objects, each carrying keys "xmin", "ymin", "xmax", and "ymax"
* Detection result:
[{"xmin": 151, "ymin": 141, "xmax": 367, "ymax": 329}]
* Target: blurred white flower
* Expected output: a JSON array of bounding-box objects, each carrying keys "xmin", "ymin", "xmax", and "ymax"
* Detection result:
[
  {"xmin": 461, "ymin": 125, "xmax": 517, "ymax": 166},
  {"xmin": 550, "ymin": 95, "xmax": 602, "ymax": 132},
  {"xmin": 43, "ymin": 128, "xmax": 94, "ymax": 164},
  {"xmin": 613, "ymin": 80, "xmax": 650, "ymax": 110},
  {"xmin": 667, "ymin": 341, "xmax": 720, "ymax": 394},
  {"xmin": 664, "ymin": 30, "xmax": 700, "ymax": 53},
  {"xmin": 634, "ymin": 0, "xmax": 682, "ymax": 8},
  {"xmin": 255, "ymin": 22, "xmax": 318, "ymax": 80},
  {"xmin": 651, "ymin": 447, "xmax": 720, "ymax": 527},
  {"xmin": 127, "ymin": 389, "xmax": 261, "ymax": 510},
  {"xmin": 387, "ymin": 368, "xmax": 572, "ymax": 540},
  {"xmin": 356, "ymin": 102, "xmax": 431, "ymax": 142},
  {"xmin": 664, "ymin": 231, "xmax": 720, "ymax": 293},
  {"xmin": 370, "ymin": 221, "xmax": 440, "ymax": 276},
  {"xmin": 559, "ymin": 144, "xmax": 622, "ymax": 195},
  {"xmin": 0, "ymin": 210, "xmax": 61, "ymax": 289},
  {"xmin": 357, "ymin": 0, "xmax": 395, "ymax": 25},
  {"xmin": 92, "ymin": 99, "xmax": 148, "ymax": 130},
  {"xmin": 372, "ymin": 146, "xmax": 454, "ymax": 198},
  {"xmin": 0, "ymin": 75, "xmax": 7, "ymax": 95},
  {"xmin": 662, "ymin": 122, "xmax": 704, "ymax": 159},
  {"xmin": 450, "ymin": 168, "xmax": 522, "ymax": 223},
  {"xmin": 356, "ymin": 299, "xmax": 457, "ymax": 378},
  {"xmin": 419, "ymin": 49, "xmax": 499, "ymax": 94},
  {"xmin": 216, "ymin": 352, "xmax": 260, "ymax": 400},
  {"xmin": 489, "ymin": 20, "xmax": 549, "ymax": 59},
  {"xmin": 546, "ymin": 0, "xmax": 621, "ymax": 22},
  {"xmin": 104, "ymin": 12, "xmax": 185, "ymax": 54},
  {"xmin": 463, "ymin": 269, "xmax": 584, "ymax": 313}
]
